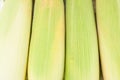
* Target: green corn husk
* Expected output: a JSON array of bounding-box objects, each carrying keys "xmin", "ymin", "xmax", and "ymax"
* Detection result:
[
  {"xmin": 65, "ymin": 0, "xmax": 99, "ymax": 80},
  {"xmin": 28, "ymin": 0, "xmax": 65, "ymax": 80},
  {"xmin": 96, "ymin": 0, "xmax": 120, "ymax": 80},
  {"xmin": 0, "ymin": 0, "xmax": 32, "ymax": 80}
]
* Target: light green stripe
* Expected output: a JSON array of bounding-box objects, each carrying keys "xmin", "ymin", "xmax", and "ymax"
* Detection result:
[
  {"xmin": 65, "ymin": 0, "xmax": 99, "ymax": 80},
  {"xmin": 28, "ymin": 0, "xmax": 64, "ymax": 80},
  {"xmin": 97, "ymin": 0, "xmax": 120, "ymax": 79}
]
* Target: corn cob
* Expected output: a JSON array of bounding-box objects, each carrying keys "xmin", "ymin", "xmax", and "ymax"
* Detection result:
[
  {"xmin": 96, "ymin": 0, "xmax": 120, "ymax": 80},
  {"xmin": 28, "ymin": 0, "xmax": 65, "ymax": 80},
  {"xmin": 65, "ymin": 0, "xmax": 99, "ymax": 80},
  {"xmin": 0, "ymin": 0, "xmax": 32, "ymax": 80}
]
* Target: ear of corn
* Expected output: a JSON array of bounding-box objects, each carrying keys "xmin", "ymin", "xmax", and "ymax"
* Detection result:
[
  {"xmin": 96, "ymin": 0, "xmax": 120, "ymax": 80},
  {"xmin": 28, "ymin": 0, "xmax": 65, "ymax": 80},
  {"xmin": 0, "ymin": 0, "xmax": 32, "ymax": 80},
  {"xmin": 65, "ymin": 0, "xmax": 99, "ymax": 80}
]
